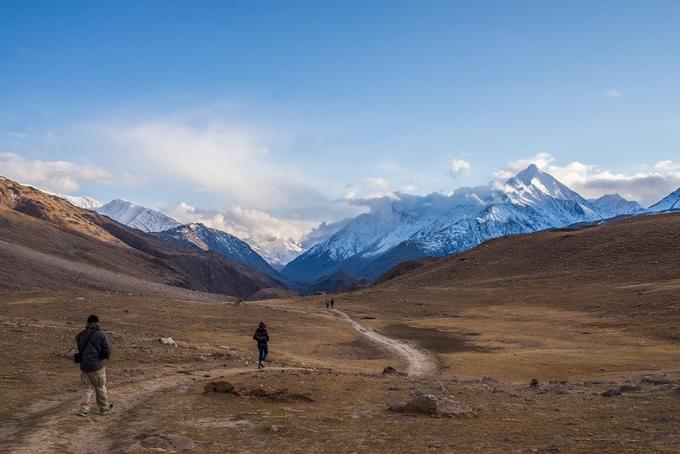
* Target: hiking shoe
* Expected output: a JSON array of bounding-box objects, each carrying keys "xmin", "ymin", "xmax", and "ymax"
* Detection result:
[
  {"xmin": 99, "ymin": 404, "xmax": 113, "ymax": 415},
  {"xmin": 258, "ymin": 362, "xmax": 263, "ymax": 369},
  {"xmin": 77, "ymin": 410, "xmax": 89, "ymax": 417}
]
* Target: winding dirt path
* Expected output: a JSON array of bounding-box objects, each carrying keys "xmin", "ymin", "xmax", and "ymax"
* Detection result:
[
  {"xmin": 329, "ymin": 309, "xmax": 437, "ymax": 377},
  {"xmin": 3, "ymin": 366, "xmax": 310, "ymax": 454}
]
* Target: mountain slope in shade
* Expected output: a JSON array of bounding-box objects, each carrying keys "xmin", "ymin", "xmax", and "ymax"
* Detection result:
[
  {"xmin": 0, "ymin": 177, "xmax": 281, "ymax": 298},
  {"xmin": 648, "ymin": 187, "xmax": 680, "ymax": 212},
  {"xmin": 97, "ymin": 199, "xmax": 180, "ymax": 232},
  {"xmin": 282, "ymin": 165, "xmax": 644, "ymax": 289},
  {"xmin": 157, "ymin": 223, "xmax": 283, "ymax": 281},
  {"xmin": 589, "ymin": 194, "xmax": 643, "ymax": 218}
]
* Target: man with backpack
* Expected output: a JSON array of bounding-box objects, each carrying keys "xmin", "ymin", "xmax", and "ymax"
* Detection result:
[
  {"xmin": 75, "ymin": 314, "xmax": 113, "ymax": 416},
  {"xmin": 253, "ymin": 321, "xmax": 269, "ymax": 368}
]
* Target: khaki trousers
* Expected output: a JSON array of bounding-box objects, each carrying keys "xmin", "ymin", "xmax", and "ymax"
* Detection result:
[{"xmin": 80, "ymin": 367, "xmax": 108, "ymax": 412}]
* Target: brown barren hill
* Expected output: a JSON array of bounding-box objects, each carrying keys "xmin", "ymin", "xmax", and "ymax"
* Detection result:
[
  {"xmin": 0, "ymin": 177, "xmax": 282, "ymax": 298},
  {"xmin": 377, "ymin": 213, "xmax": 680, "ymax": 288}
]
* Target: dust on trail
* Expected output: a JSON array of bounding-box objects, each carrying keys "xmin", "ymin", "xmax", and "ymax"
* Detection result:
[
  {"xmin": 329, "ymin": 309, "xmax": 437, "ymax": 377},
  {"xmin": 2, "ymin": 366, "xmax": 310, "ymax": 454}
]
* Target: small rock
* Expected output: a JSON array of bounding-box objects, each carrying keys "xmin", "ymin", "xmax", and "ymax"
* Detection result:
[
  {"xmin": 159, "ymin": 337, "xmax": 178, "ymax": 348},
  {"xmin": 382, "ymin": 366, "xmax": 398, "ymax": 375},
  {"xmin": 530, "ymin": 378, "xmax": 539, "ymax": 388},
  {"xmin": 618, "ymin": 384, "xmax": 640, "ymax": 393},
  {"xmin": 389, "ymin": 394, "xmax": 474, "ymax": 418},
  {"xmin": 602, "ymin": 389, "xmax": 622, "ymax": 397}
]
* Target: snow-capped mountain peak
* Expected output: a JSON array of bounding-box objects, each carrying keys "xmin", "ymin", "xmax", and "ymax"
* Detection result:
[
  {"xmin": 648, "ymin": 187, "xmax": 680, "ymax": 212},
  {"xmin": 282, "ymin": 165, "xmax": 636, "ymax": 289},
  {"xmin": 158, "ymin": 223, "xmax": 282, "ymax": 280},
  {"xmin": 589, "ymin": 193, "xmax": 643, "ymax": 218},
  {"xmin": 505, "ymin": 164, "xmax": 586, "ymax": 204},
  {"xmin": 97, "ymin": 199, "xmax": 180, "ymax": 233},
  {"xmin": 44, "ymin": 191, "xmax": 103, "ymax": 210}
]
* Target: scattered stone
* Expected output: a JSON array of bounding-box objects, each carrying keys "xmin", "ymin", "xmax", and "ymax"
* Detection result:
[
  {"xmin": 481, "ymin": 376, "xmax": 498, "ymax": 385},
  {"xmin": 389, "ymin": 394, "xmax": 474, "ymax": 418},
  {"xmin": 618, "ymin": 384, "xmax": 640, "ymax": 393},
  {"xmin": 542, "ymin": 384, "xmax": 570, "ymax": 395},
  {"xmin": 159, "ymin": 337, "xmax": 178, "ymax": 348},
  {"xmin": 530, "ymin": 378, "xmax": 539, "ymax": 388},
  {"xmin": 641, "ymin": 374, "xmax": 673, "ymax": 385},
  {"xmin": 382, "ymin": 366, "xmax": 398, "ymax": 375},
  {"xmin": 602, "ymin": 389, "xmax": 622, "ymax": 397}
]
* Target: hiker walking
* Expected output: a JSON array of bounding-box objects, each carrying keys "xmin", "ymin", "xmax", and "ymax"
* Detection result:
[
  {"xmin": 253, "ymin": 321, "xmax": 270, "ymax": 368},
  {"xmin": 325, "ymin": 299, "xmax": 329, "ymax": 309},
  {"xmin": 330, "ymin": 298, "xmax": 335, "ymax": 309},
  {"xmin": 75, "ymin": 314, "xmax": 113, "ymax": 416}
]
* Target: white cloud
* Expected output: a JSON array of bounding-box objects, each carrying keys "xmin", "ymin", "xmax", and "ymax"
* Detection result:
[
  {"xmin": 655, "ymin": 160, "xmax": 680, "ymax": 171},
  {"xmin": 0, "ymin": 152, "xmax": 138, "ymax": 194},
  {"xmin": 163, "ymin": 202, "xmax": 318, "ymax": 267},
  {"xmin": 3, "ymin": 131, "xmax": 26, "ymax": 139},
  {"xmin": 605, "ymin": 89, "xmax": 623, "ymax": 99},
  {"xmin": 497, "ymin": 153, "xmax": 680, "ymax": 206},
  {"xmin": 340, "ymin": 176, "xmax": 399, "ymax": 205},
  {"xmin": 448, "ymin": 159, "xmax": 471, "ymax": 178},
  {"xmin": 105, "ymin": 120, "xmax": 328, "ymax": 214}
]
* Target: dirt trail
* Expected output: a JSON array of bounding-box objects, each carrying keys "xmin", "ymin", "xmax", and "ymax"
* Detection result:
[
  {"xmin": 330, "ymin": 309, "xmax": 437, "ymax": 377},
  {"xmin": 3, "ymin": 366, "xmax": 310, "ymax": 454}
]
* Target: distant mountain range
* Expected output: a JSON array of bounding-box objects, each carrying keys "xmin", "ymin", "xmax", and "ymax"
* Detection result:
[
  {"xmin": 0, "ymin": 177, "xmax": 282, "ymax": 298},
  {"xmin": 281, "ymin": 165, "xmax": 679, "ymax": 291},
  {"xmin": 42, "ymin": 165, "xmax": 680, "ymax": 293},
  {"xmin": 157, "ymin": 223, "xmax": 284, "ymax": 282}
]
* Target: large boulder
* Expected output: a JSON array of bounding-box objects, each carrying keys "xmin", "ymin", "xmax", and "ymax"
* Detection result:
[{"xmin": 389, "ymin": 394, "xmax": 474, "ymax": 418}]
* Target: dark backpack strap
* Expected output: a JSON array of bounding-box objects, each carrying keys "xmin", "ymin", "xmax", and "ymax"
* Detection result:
[{"xmin": 78, "ymin": 330, "xmax": 96, "ymax": 353}]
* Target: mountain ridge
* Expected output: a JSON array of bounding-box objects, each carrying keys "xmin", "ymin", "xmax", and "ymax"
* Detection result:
[{"xmin": 282, "ymin": 165, "xmax": 680, "ymax": 290}]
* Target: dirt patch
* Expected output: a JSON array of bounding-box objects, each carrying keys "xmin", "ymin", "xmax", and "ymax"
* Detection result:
[
  {"xmin": 380, "ymin": 324, "xmax": 492, "ymax": 353},
  {"xmin": 314, "ymin": 337, "xmax": 391, "ymax": 360}
]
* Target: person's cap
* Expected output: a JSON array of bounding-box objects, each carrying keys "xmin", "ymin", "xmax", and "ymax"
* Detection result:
[
  {"xmin": 259, "ymin": 321, "xmax": 266, "ymax": 328},
  {"xmin": 87, "ymin": 314, "xmax": 99, "ymax": 324}
]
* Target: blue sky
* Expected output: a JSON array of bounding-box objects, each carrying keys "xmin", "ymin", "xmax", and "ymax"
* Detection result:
[{"xmin": 2, "ymin": 0, "xmax": 680, "ymax": 252}]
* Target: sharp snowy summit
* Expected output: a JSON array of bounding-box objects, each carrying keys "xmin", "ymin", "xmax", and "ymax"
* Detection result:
[{"xmin": 96, "ymin": 199, "xmax": 181, "ymax": 233}]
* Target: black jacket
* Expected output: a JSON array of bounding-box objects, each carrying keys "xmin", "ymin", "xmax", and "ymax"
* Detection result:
[
  {"xmin": 253, "ymin": 327, "xmax": 269, "ymax": 344},
  {"xmin": 76, "ymin": 326, "xmax": 112, "ymax": 372}
]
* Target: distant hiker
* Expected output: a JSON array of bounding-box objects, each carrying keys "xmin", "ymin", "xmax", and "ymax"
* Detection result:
[
  {"xmin": 253, "ymin": 321, "xmax": 270, "ymax": 368},
  {"xmin": 325, "ymin": 299, "xmax": 329, "ymax": 309},
  {"xmin": 330, "ymin": 298, "xmax": 335, "ymax": 309},
  {"xmin": 74, "ymin": 314, "xmax": 113, "ymax": 416}
]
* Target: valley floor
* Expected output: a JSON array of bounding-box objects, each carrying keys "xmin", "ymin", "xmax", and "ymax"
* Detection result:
[{"xmin": 1, "ymin": 289, "xmax": 679, "ymax": 453}]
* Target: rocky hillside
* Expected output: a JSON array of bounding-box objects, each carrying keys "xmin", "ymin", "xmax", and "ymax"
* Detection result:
[{"xmin": 0, "ymin": 177, "xmax": 281, "ymax": 298}]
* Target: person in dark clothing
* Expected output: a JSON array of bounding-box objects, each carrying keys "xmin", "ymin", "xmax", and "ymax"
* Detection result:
[
  {"xmin": 330, "ymin": 298, "xmax": 335, "ymax": 309},
  {"xmin": 253, "ymin": 321, "xmax": 269, "ymax": 368},
  {"xmin": 75, "ymin": 314, "xmax": 113, "ymax": 416}
]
